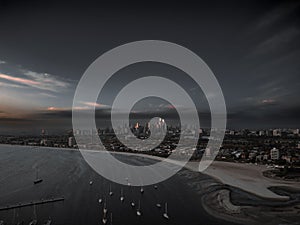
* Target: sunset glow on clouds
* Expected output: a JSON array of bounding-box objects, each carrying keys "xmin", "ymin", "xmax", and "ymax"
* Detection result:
[
  {"xmin": 23, "ymin": 70, "xmax": 70, "ymax": 92},
  {"xmin": 0, "ymin": 60, "xmax": 75, "ymax": 118},
  {"xmin": 47, "ymin": 102, "xmax": 110, "ymax": 111},
  {"xmin": 0, "ymin": 60, "xmax": 72, "ymax": 94},
  {"xmin": 0, "ymin": 73, "xmax": 40, "ymax": 86},
  {"xmin": 0, "ymin": 71, "xmax": 70, "ymax": 93},
  {"xmin": 0, "ymin": 59, "xmax": 112, "ymax": 119},
  {"xmin": 80, "ymin": 101, "xmax": 110, "ymax": 108},
  {"xmin": 262, "ymin": 99, "xmax": 276, "ymax": 104}
]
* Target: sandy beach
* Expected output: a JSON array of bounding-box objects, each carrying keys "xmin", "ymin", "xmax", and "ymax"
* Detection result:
[
  {"xmin": 1, "ymin": 144, "xmax": 299, "ymax": 224},
  {"xmin": 186, "ymin": 161, "xmax": 300, "ymax": 199},
  {"xmin": 184, "ymin": 161, "xmax": 300, "ymax": 225}
]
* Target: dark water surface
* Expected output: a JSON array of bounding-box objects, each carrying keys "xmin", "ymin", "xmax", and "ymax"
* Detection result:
[{"xmin": 0, "ymin": 145, "xmax": 237, "ymax": 225}]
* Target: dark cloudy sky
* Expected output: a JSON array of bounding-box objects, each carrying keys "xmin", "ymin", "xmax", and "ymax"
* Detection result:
[{"xmin": 0, "ymin": 0, "xmax": 299, "ymax": 133}]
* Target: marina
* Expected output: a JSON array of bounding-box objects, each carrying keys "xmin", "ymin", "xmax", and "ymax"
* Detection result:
[{"xmin": 0, "ymin": 145, "xmax": 238, "ymax": 225}]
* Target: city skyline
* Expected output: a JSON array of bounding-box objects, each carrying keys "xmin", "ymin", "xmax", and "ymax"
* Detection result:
[
  {"xmin": 1, "ymin": 2, "xmax": 300, "ymax": 225},
  {"xmin": 0, "ymin": 0, "xmax": 300, "ymax": 131}
]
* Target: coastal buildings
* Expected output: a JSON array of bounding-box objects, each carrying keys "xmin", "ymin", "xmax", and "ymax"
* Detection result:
[
  {"xmin": 68, "ymin": 137, "xmax": 76, "ymax": 147},
  {"xmin": 270, "ymin": 148, "xmax": 280, "ymax": 160},
  {"xmin": 1, "ymin": 126, "xmax": 300, "ymax": 166},
  {"xmin": 273, "ymin": 129, "xmax": 281, "ymax": 137}
]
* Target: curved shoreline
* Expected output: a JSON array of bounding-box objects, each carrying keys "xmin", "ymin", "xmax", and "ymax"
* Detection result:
[
  {"xmin": 2, "ymin": 144, "xmax": 300, "ymax": 224},
  {"xmin": 201, "ymin": 189, "xmax": 255, "ymax": 225},
  {"xmin": 1, "ymin": 143, "xmax": 299, "ymax": 199}
]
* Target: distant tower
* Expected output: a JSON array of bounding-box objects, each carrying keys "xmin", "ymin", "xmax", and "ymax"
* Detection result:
[
  {"xmin": 68, "ymin": 137, "xmax": 76, "ymax": 148},
  {"xmin": 41, "ymin": 129, "xmax": 46, "ymax": 139},
  {"xmin": 41, "ymin": 129, "xmax": 47, "ymax": 145}
]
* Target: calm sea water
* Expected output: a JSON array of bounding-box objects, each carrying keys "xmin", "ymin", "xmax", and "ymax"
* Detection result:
[{"xmin": 0, "ymin": 145, "xmax": 236, "ymax": 225}]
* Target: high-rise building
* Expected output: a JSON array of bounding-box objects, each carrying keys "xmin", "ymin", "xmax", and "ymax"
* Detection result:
[
  {"xmin": 273, "ymin": 129, "xmax": 281, "ymax": 137},
  {"xmin": 205, "ymin": 147, "xmax": 212, "ymax": 157},
  {"xmin": 265, "ymin": 129, "xmax": 272, "ymax": 136},
  {"xmin": 68, "ymin": 137, "xmax": 76, "ymax": 147},
  {"xmin": 293, "ymin": 129, "xmax": 299, "ymax": 135},
  {"xmin": 74, "ymin": 129, "xmax": 81, "ymax": 135},
  {"xmin": 270, "ymin": 147, "xmax": 280, "ymax": 160}
]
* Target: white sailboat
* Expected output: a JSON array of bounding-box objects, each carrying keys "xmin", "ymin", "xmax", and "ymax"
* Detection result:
[
  {"xmin": 109, "ymin": 184, "xmax": 113, "ymax": 196},
  {"xmin": 28, "ymin": 220, "xmax": 37, "ymax": 225},
  {"xmin": 33, "ymin": 168, "xmax": 43, "ymax": 184},
  {"xmin": 103, "ymin": 198, "xmax": 108, "ymax": 214},
  {"xmin": 136, "ymin": 200, "xmax": 142, "ymax": 216},
  {"xmin": 163, "ymin": 202, "xmax": 169, "ymax": 219},
  {"xmin": 156, "ymin": 203, "xmax": 161, "ymax": 208},
  {"xmin": 29, "ymin": 204, "xmax": 38, "ymax": 225},
  {"xmin": 43, "ymin": 219, "xmax": 52, "ymax": 225},
  {"xmin": 102, "ymin": 217, "xmax": 107, "ymax": 224},
  {"xmin": 99, "ymin": 178, "xmax": 104, "ymax": 203},
  {"xmin": 129, "ymin": 184, "xmax": 135, "ymax": 207},
  {"xmin": 140, "ymin": 186, "xmax": 144, "ymax": 194},
  {"xmin": 120, "ymin": 188, "xmax": 124, "ymax": 202},
  {"xmin": 102, "ymin": 198, "xmax": 108, "ymax": 225},
  {"xmin": 125, "ymin": 177, "xmax": 131, "ymax": 186}
]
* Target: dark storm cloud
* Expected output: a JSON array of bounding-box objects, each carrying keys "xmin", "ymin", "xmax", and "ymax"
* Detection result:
[
  {"xmin": 0, "ymin": 0, "xmax": 299, "ymax": 131},
  {"xmin": 229, "ymin": 111, "xmax": 300, "ymax": 129}
]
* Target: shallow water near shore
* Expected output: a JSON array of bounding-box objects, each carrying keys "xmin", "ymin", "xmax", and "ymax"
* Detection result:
[{"xmin": 0, "ymin": 145, "xmax": 238, "ymax": 225}]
